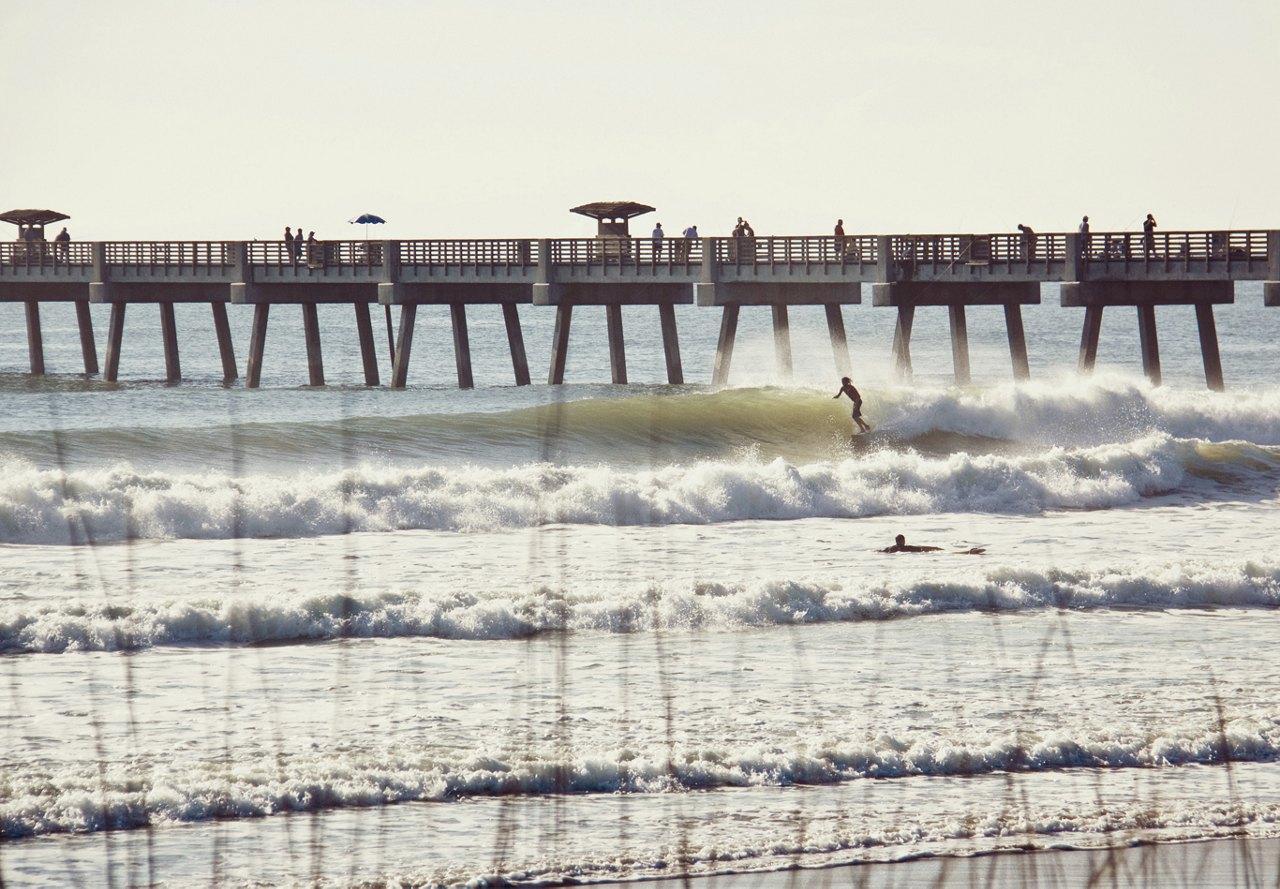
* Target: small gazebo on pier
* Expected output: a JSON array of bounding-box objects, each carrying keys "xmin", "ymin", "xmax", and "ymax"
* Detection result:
[
  {"xmin": 2, "ymin": 208, "xmax": 70, "ymax": 263},
  {"xmin": 570, "ymin": 201, "xmax": 655, "ymax": 259}
]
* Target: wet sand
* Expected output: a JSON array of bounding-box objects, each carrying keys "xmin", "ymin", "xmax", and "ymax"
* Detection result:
[{"xmin": 634, "ymin": 836, "xmax": 1280, "ymax": 888}]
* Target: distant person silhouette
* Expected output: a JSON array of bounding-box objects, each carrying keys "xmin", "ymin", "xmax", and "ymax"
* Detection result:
[
  {"xmin": 833, "ymin": 376, "xmax": 872, "ymax": 434},
  {"xmin": 1017, "ymin": 223, "xmax": 1037, "ymax": 260},
  {"xmin": 284, "ymin": 226, "xmax": 294, "ymax": 263},
  {"xmin": 295, "ymin": 224, "xmax": 305, "ymax": 261},
  {"xmin": 652, "ymin": 222, "xmax": 664, "ymax": 260},
  {"xmin": 1078, "ymin": 215, "xmax": 1090, "ymax": 258},
  {"xmin": 678, "ymin": 224, "xmax": 697, "ymax": 260},
  {"xmin": 54, "ymin": 226, "xmax": 70, "ymax": 261},
  {"xmin": 834, "ymin": 218, "xmax": 845, "ymax": 257},
  {"xmin": 1143, "ymin": 213, "xmax": 1158, "ymax": 257}
]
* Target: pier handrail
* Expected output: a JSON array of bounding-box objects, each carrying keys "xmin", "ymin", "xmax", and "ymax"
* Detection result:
[
  {"xmin": 708, "ymin": 234, "xmax": 880, "ymax": 267},
  {"xmin": 549, "ymin": 237, "xmax": 703, "ymax": 269},
  {"xmin": 246, "ymin": 240, "xmax": 384, "ymax": 267},
  {"xmin": 1083, "ymin": 229, "xmax": 1269, "ymax": 267},
  {"xmin": 5, "ymin": 230, "xmax": 1272, "ymax": 274},
  {"xmin": 887, "ymin": 233, "xmax": 1068, "ymax": 265},
  {"xmin": 1, "ymin": 239, "xmax": 93, "ymax": 267},
  {"xmin": 399, "ymin": 239, "xmax": 537, "ymax": 268},
  {"xmin": 103, "ymin": 241, "xmax": 235, "ymax": 267}
]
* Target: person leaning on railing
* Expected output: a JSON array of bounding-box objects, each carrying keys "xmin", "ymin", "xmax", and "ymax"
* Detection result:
[{"xmin": 54, "ymin": 227, "xmax": 70, "ymax": 261}]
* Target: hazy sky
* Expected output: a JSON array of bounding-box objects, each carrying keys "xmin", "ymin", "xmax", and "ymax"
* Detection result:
[{"xmin": 4, "ymin": 0, "xmax": 1277, "ymax": 240}]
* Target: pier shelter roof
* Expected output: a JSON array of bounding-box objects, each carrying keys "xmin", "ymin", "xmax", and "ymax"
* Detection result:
[
  {"xmin": 1, "ymin": 209, "xmax": 70, "ymax": 229},
  {"xmin": 570, "ymin": 201, "xmax": 655, "ymax": 238}
]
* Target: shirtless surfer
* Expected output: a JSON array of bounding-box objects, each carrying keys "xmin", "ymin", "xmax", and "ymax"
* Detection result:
[
  {"xmin": 880, "ymin": 534, "xmax": 986, "ymax": 555},
  {"xmin": 880, "ymin": 534, "xmax": 941, "ymax": 553},
  {"xmin": 833, "ymin": 376, "xmax": 872, "ymax": 434}
]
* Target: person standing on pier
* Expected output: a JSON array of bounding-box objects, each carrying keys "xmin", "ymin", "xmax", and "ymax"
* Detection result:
[
  {"xmin": 1017, "ymin": 223, "xmax": 1036, "ymax": 260},
  {"xmin": 679, "ymin": 224, "xmax": 698, "ymax": 260},
  {"xmin": 1143, "ymin": 213, "xmax": 1158, "ymax": 258},
  {"xmin": 294, "ymin": 224, "xmax": 305, "ymax": 261},
  {"xmin": 651, "ymin": 222, "xmax": 664, "ymax": 260},
  {"xmin": 284, "ymin": 227, "xmax": 295, "ymax": 263},
  {"xmin": 54, "ymin": 227, "xmax": 70, "ymax": 261},
  {"xmin": 833, "ymin": 376, "xmax": 872, "ymax": 434},
  {"xmin": 834, "ymin": 219, "xmax": 846, "ymax": 258},
  {"xmin": 1078, "ymin": 215, "xmax": 1090, "ymax": 258}
]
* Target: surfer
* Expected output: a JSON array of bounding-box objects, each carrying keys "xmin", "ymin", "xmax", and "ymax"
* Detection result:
[
  {"xmin": 880, "ymin": 534, "xmax": 987, "ymax": 555},
  {"xmin": 833, "ymin": 377, "xmax": 872, "ymax": 434},
  {"xmin": 881, "ymin": 534, "xmax": 941, "ymax": 553}
]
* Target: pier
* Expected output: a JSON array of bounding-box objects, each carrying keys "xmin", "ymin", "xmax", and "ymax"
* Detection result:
[{"xmin": 2, "ymin": 227, "xmax": 1276, "ymax": 389}]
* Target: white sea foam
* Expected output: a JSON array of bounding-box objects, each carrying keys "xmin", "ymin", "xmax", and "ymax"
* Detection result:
[
  {"xmin": 4, "ymin": 559, "xmax": 1277, "ymax": 653},
  {"xmin": 1, "ymin": 431, "xmax": 1275, "ymax": 544},
  {"xmin": 874, "ymin": 373, "xmax": 1280, "ymax": 448},
  {"xmin": 4, "ymin": 716, "xmax": 1278, "ymax": 840}
]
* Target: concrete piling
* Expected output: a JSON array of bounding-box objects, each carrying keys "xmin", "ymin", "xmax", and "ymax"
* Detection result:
[
  {"xmin": 605, "ymin": 304, "xmax": 627, "ymax": 385},
  {"xmin": 825, "ymin": 304, "xmax": 852, "ymax": 379},
  {"xmin": 24, "ymin": 300, "xmax": 44, "ymax": 376},
  {"xmin": 548, "ymin": 303, "xmax": 572, "ymax": 385},
  {"xmin": 712, "ymin": 305, "xmax": 739, "ymax": 386},
  {"xmin": 301, "ymin": 303, "xmax": 324, "ymax": 387},
  {"xmin": 451, "ymin": 303, "xmax": 474, "ymax": 389},
  {"xmin": 503, "ymin": 304, "xmax": 531, "ymax": 386},
  {"xmin": 354, "ymin": 303, "xmax": 380, "ymax": 387},
  {"xmin": 76, "ymin": 301, "xmax": 99, "ymax": 375},
  {"xmin": 771, "ymin": 304, "xmax": 792, "ymax": 379},
  {"xmin": 391, "ymin": 303, "xmax": 417, "ymax": 390}
]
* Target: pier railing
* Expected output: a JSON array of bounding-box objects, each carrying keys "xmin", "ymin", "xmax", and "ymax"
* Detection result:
[
  {"xmin": 399, "ymin": 239, "xmax": 536, "ymax": 268},
  {"xmin": 4, "ymin": 231, "xmax": 1273, "ymax": 277},
  {"xmin": 1, "ymin": 240, "xmax": 94, "ymax": 267},
  {"xmin": 1083, "ymin": 230, "xmax": 1269, "ymax": 269},
  {"xmin": 888, "ymin": 233, "xmax": 1069, "ymax": 265},
  {"xmin": 550, "ymin": 237, "xmax": 704, "ymax": 268},
  {"xmin": 247, "ymin": 240, "xmax": 384, "ymax": 267},
  {"xmin": 104, "ymin": 241, "xmax": 235, "ymax": 267},
  {"xmin": 709, "ymin": 235, "xmax": 880, "ymax": 267}
]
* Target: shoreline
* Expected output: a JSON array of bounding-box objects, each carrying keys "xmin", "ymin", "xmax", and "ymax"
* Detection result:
[{"xmin": 627, "ymin": 836, "xmax": 1280, "ymax": 888}]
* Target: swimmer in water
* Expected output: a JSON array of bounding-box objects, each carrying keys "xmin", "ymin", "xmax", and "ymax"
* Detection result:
[
  {"xmin": 880, "ymin": 534, "xmax": 986, "ymax": 555},
  {"xmin": 880, "ymin": 534, "xmax": 941, "ymax": 553}
]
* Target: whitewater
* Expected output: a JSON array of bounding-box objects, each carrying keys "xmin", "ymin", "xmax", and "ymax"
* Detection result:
[{"xmin": 1, "ymin": 293, "xmax": 1278, "ymax": 886}]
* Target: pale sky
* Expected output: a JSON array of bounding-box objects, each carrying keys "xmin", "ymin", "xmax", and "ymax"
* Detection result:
[{"xmin": 3, "ymin": 0, "xmax": 1277, "ymax": 241}]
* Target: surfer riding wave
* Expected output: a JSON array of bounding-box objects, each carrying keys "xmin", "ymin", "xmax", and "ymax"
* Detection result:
[{"xmin": 833, "ymin": 377, "xmax": 872, "ymax": 434}]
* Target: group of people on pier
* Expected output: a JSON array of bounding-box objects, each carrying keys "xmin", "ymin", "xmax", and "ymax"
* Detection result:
[{"xmin": 282, "ymin": 226, "xmax": 318, "ymax": 263}]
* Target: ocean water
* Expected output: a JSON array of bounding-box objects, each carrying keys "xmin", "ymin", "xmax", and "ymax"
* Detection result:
[{"xmin": 1, "ymin": 286, "xmax": 1278, "ymax": 886}]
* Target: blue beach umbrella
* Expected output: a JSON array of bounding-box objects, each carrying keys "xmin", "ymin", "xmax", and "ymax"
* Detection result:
[{"xmin": 348, "ymin": 213, "xmax": 386, "ymax": 239}]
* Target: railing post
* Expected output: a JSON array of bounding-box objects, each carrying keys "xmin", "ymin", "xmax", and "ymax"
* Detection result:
[
  {"xmin": 700, "ymin": 238, "xmax": 719, "ymax": 283},
  {"xmin": 92, "ymin": 241, "xmax": 110, "ymax": 286},
  {"xmin": 1266, "ymin": 231, "xmax": 1280, "ymax": 307},
  {"xmin": 380, "ymin": 240, "xmax": 399, "ymax": 283},
  {"xmin": 876, "ymin": 235, "xmax": 894, "ymax": 282},
  {"xmin": 1064, "ymin": 232, "xmax": 1085, "ymax": 281},
  {"xmin": 231, "ymin": 240, "xmax": 251, "ymax": 284}
]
